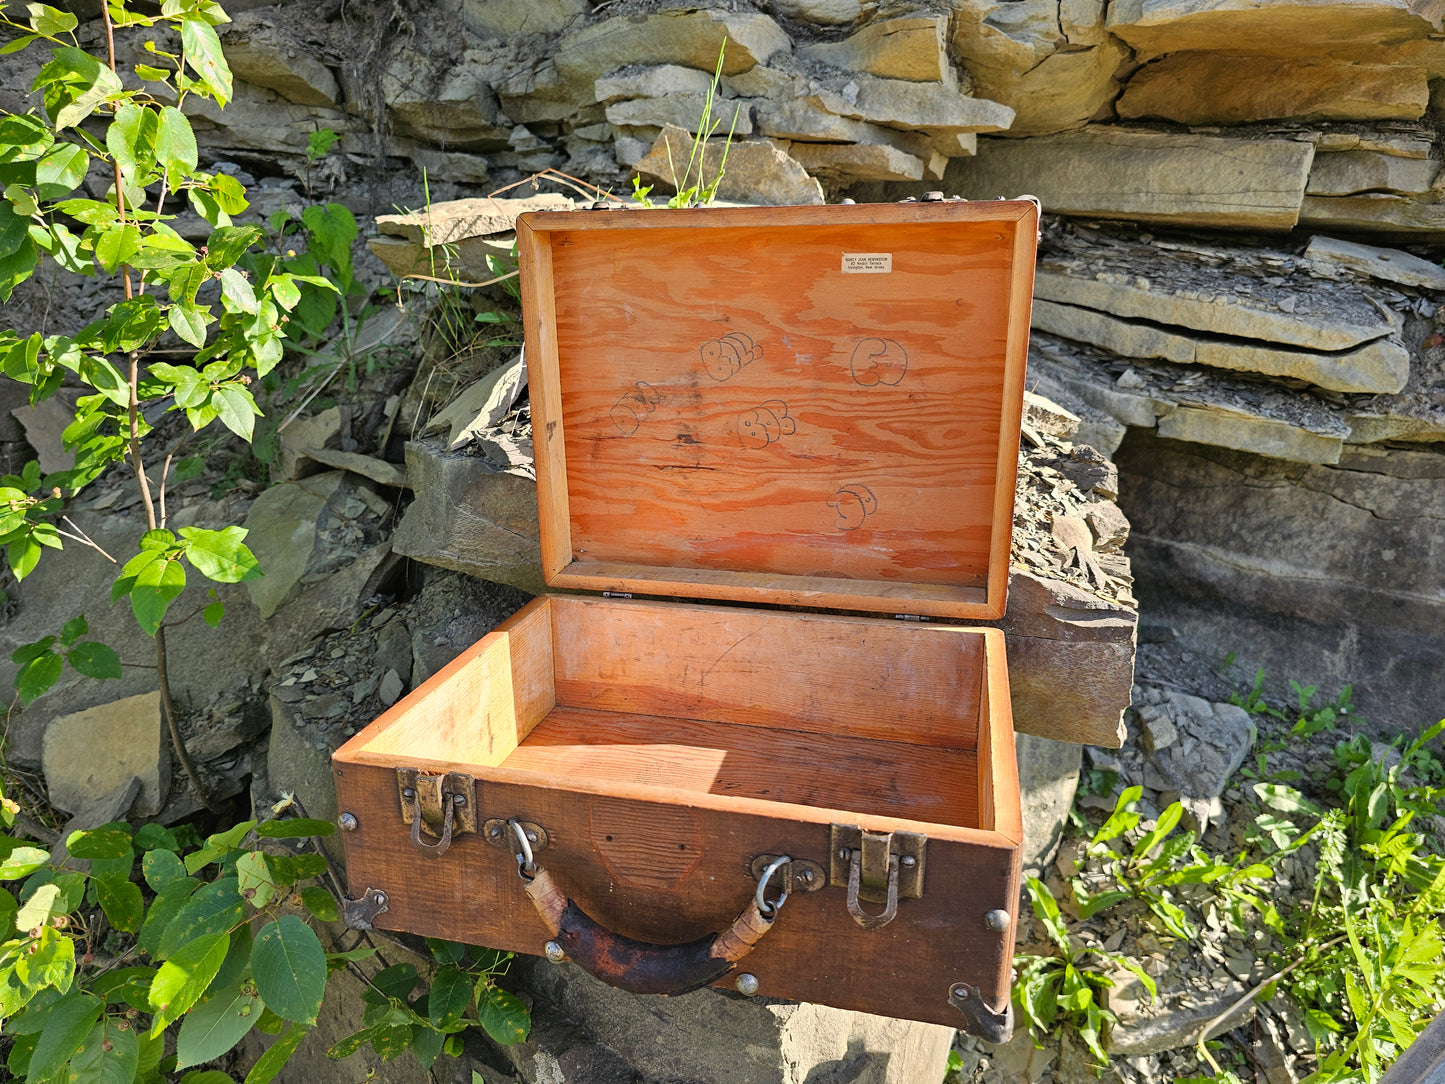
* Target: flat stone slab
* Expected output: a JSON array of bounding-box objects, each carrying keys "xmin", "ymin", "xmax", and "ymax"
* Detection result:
[{"xmin": 42, "ymin": 692, "xmax": 168, "ymax": 818}]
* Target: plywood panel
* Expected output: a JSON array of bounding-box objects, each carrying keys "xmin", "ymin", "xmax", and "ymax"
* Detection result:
[
  {"xmin": 498, "ymin": 705, "xmax": 981, "ymax": 828},
  {"xmin": 518, "ymin": 201, "xmax": 1037, "ymax": 619},
  {"xmin": 550, "ymin": 595, "xmax": 983, "ymax": 749}
]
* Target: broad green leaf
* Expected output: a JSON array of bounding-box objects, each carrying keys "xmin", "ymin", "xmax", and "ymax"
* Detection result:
[
  {"xmin": 168, "ymin": 302, "xmax": 210, "ymax": 348},
  {"xmin": 67, "ymin": 1016, "xmax": 139, "ymax": 1084},
  {"xmin": 175, "ymin": 972, "xmax": 263, "ymax": 1068},
  {"xmin": 15, "ymin": 650, "xmax": 62, "ymax": 704},
  {"xmin": 181, "ymin": 18, "xmax": 232, "ymax": 106},
  {"xmin": 15, "ymin": 881, "xmax": 61, "ymax": 928},
  {"xmin": 476, "ymin": 983, "xmax": 530, "ymax": 1045},
  {"xmin": 210, "ymin": 171, "xmax": 248, "ymax": 214},
  {"xmin": 34, "ymin": 140, "xmax": 88, "ymax": 199},
  {"xmin": 214, "ymin": 384, "xmax": 260, "ymax": 441},
  {"xmin": 158, "ymin": 876, "xmax": 245, "ymax": 957},
  {"xmin": 11, "ymin": 637, "xmax": 56, "ymax": 666},
  {"xmin": 252, "ymin": 915, "xmax": 326, "ymax": 1024},
  {"xmin": 137, "ymin": 879, "xmax": 197, "ymax": 955},
  {"xmin": 58, "ymin": 614, "xmax": 86, "ymax": 645},
  {"xmin": 180, "ymin": 1071, "xmax": 236, "ymax": 1084},
  {"xmin": 204, "ymin": 224, "xmax": 262, "ymax": 269},
  {"xmin": 35, "ymin": 47, "xmax": 123, "ymax": 130},
  {"xmin": 1253, "ymin": 783, "xmax": 1323, "ymax": 817},
  {"xmin": 427, "ymin": 965, "xmax": 470, "ymax": 1029},
  {"xmin": 301, "ymin": 203, "xmax": 357, "ymax": 270},
  {"xmin": 135, "ymin": 822, "xmax": 180, "ymax": 853},
  {"xmin": 0, "ymin": 201, "xmax": 31, "ymax": 259},
  {"xmin": 66, "ymin": 826, "xmax": 132, "ymax": 859},
  {"xmin": 220, "ymin": 266, "xmax": 257, "ymax": 314},
  {"xmin": 9, "ymin": 533, "xmax": 43, "ymax": 580},
  {"xmin": 255, "ymin": 817, "xmax": 335, "ymax": 839},
  {"xmin": 94, "ymin": 874, "xmax": 144, "ymax": 932},
  {"xmin": 300, "ymin": 886, "xmax": 338, "ymax": 922},
  {"xmin": 67, "ymin": 640, "xmax": 122, "ymax": 679},
  {"xmin": 90, "ymin": 966, "xmax": 155, "ymax": 1010},
  {"xmin": 1, "ymin": 32, "xmax": 39, "ymax": 54},
  {"xmin": 28, "ymin": 4, "xmax": 79, "ymax": 35},
  {"xmin": 151, "ymin": 104, "xmax": 197, "ymax": 190},
  {"xmin": 149, "ymin": 931, "xmax": 229, "ymax": 1036},
  {"xmin": 106, "ymin": 102, "xmax": 159, "ymax": 188},
  {"xmin": 244, "ymin": 1021, "xmax": 309, "ymax": 1084},
  {"xmin": 129, "ymin": 553, "xmax": 186, "ymax": 635},
  {"xmin": 26, "ymin": 990, "xmax": 102, "ymax": 1080},
  {"xmin": 136, "ymin": 62, "xmax": 171, "ymax": 81},
  {"xmin": 236, "ymin": 849, "xmax": 279, "ymax": 909},
  {"xmin": 269, "ymin": 273, "xmax": 301, "ymax": 310},
  {"xmin": 0, "ymin": 844, "xmax": 50, "ymax": 879},
  {"xmin": 411, "ymin": 1025, "xmax": 445, "ymax": 1070},
  {"xmin": 0, "ymin": 235, "xmax": 39, "ymax": 301},
  {"xmin": 204, "ymin": 600, "xmax": 225, "ymax": 626},
  {"xmin": 179, "ymin": 525, "xmax": 262, "ymax": 583},
  {"xmin": 94, "ymin": 223, "xmax": 141, "ymax": 274},
  {"xmin": 0, "ymin": 889, "xmax": 17, "ymax": 940},
  {"xmin": 142, "ymin": 850, "xmax": 185, "ymax": 898}
]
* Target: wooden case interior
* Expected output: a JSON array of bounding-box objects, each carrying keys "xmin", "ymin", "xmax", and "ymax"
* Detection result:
[
  {"xmin": 342, "ymin": 595, "xmax": 1019, "ymax": 842},
  {"xmin": 519, "ymin": 202, "xmax": 1038, "ymax": 621}
]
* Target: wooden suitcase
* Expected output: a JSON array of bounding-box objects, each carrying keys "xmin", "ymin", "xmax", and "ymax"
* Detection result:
[{"xmin": 333, "ymin": 200, "xmax": 1039, "ymax": 1038}]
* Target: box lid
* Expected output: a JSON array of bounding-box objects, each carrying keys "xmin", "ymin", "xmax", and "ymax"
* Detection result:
[{"xmin": 517, "ymin": 201, "xmax": 1038, "ymax": 621}]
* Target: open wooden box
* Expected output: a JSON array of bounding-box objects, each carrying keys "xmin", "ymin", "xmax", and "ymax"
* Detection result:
[{"xmin": 334, "ymin": 200, "xmax": 1039, "ymax": 1035}]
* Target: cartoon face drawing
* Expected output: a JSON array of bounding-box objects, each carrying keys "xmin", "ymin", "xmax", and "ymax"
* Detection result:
[
  {"xmin": 827, "ymin": 484, "xmax": 879, "ymax": 530},
  {"xmin": 700, "ymin": 332, "xmax": 763, "ymax": 381},
  {"xmin": 610, "ymin": 381, "xmax": 661, "ymax": 436},
  {"xmin": 849, "ymin": 337, "xmax": 908, "ymax": 387},
  {"xmin": 737, "ymin": 399, "xmax": 796, "ymax": 449}
]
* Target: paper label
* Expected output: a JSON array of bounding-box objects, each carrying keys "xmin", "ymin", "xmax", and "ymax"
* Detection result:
[{"xmin": 841, "ymin": 252, "xmax": 893, "ymax": 274}]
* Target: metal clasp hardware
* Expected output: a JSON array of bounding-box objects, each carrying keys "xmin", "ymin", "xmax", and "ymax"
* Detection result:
[
  {"xmin": 397, "ymin": 769, "xmax": 477, "ymax": 857},
  {"xmin": 829, "ymin": 825, "xmax": 927, "ymax": 931}
]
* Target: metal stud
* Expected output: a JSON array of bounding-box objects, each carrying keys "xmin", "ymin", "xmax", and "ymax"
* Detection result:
[
  {"xmin": 339, "ymin": 813, "xmax": 358, "ymax": 832},
  {"xmin": 401, "ymin": 787, "xmax": 416, "ymax": 799},
  {"xmin": 901, "ymin": 855, "xmax": 917, "ymax": 869},
  {"xmin": 735, "ymin": 973, "xmax": 759, "ymax": 996},
  {"xmin": 543, "ymin": 941, "xmax": 566, "ymax": 963},
  {"xmin": 984, "ymin": 909, "xmax": 1010, "ymax": 932},
  {"xmin": 372, "ymin": 890, "xmax": 388, "ymax": 907}
]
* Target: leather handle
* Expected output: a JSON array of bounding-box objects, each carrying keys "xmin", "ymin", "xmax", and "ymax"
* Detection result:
[{"xmin": 522, "ymin": 866, "xmax": 776, "ymax": 996}]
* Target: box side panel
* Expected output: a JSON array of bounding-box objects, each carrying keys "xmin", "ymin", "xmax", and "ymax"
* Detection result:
[
  {"xmin": 523, "ymin": 203, "xmax": 1037, "ymax": 619},
  {"xmin": 333, "ymin": 763, "xmax": 1019, "ymax": 1028},
  {"xmin": 341, "ymin": 597, "xmax": 556, "ymax": 767},
  {"xmin": 549, "ymin": 595, "xmax": 982, "ymax": 750},
  {"xmin": 981, "ymin": 629, "xmax": 1023, "ymax": 845}
]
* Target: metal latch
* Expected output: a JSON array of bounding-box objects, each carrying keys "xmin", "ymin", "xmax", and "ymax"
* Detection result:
[
  {"xmin": 829, "ymin": 824, "xmax": 926, "ymax": 931},
  {"xmin": 397, "ymin": 769, "xmax": 477, "ymax": 857}
]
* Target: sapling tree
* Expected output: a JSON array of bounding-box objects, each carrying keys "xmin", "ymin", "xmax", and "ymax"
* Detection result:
[{"xmin": 0, "ymin": 0, "xmax": 340, "ymax": 807}]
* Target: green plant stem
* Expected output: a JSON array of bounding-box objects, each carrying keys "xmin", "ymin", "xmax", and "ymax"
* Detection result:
[{"xmin": 100, "ymin": 0, "xmax": 217, "ymax": 815}]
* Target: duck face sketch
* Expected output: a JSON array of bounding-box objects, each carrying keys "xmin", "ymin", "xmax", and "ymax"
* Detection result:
[
  {"xmin": 700, "ymin": 332, "xmax": 763, "ymax": 382},
  {"xmin": 827, "ymin": 484, "xmax": 878, "ymax": 530},
  {"xmin": 738, "ymin": 400, "xmax": 795, "ymax": 449},
  {"xmin": 610, "ymin": 381, "xmax": 662, "ymax": 436},
  {"xmin": 849, "ymin": 337, "xmax": 908, "ymax": 387}
]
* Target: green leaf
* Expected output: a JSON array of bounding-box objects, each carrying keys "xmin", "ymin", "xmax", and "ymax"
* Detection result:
[
  {"xmin": 252, "ymin": 915, "xmax": 327, "ymax": 1024},
  {"xmin": 149, "ymin": 931, "xmax": 229, "ymax": 1036},
  {"xmin": 26, "ymin": 990, "xmax": 103, "ymax": 1080},
  {"xmin": 94, "ymin": 874, "xmax": 144, "ymax": 932},
  {"xmin": 476, "ymin": 983, "xmax": 530, "ymax": 1045},
  {"xmin": 204, "ymin": 600, "xmax": 225, "ymax": 626},
  {"xmin": 205, "ymin": 224, "xmax": 263, "ymax": 270},
  {"xmin": 9, "ymin": 533, "xmax": 44, "ymax": 581},
  {"xmin": 244, "ymin": 1021, "xmax": 309, "ymax": 1084},
  {"xmin": 1253, "ymin": 783, "xmax": 1323, "ymax": 817},
  {"xmin": 219, "ymin": 266, "xmax": 257, "ymax": 314},
  {"xmin": 34, "ymin": 140, "xmax": 88, "ymax": 199},
  {"xmin": 180, "ymin": 18, "xmax": 232, "ymax": 106},
  {"xmin": 301, "ymin": 203, "xmax": 357, "ymax": 271},
  {"xmin": 129, "ymin": 554, "xmax": 186, "ymax": 635},
  {"xmin": 236, "ymin": 850, "xmax": 279, "ymax": 909},
  {"xmin": 428, "ymin": 965, "xmax": 470, "ymax": 1029},
  {"xmin": 15, "ymin": 881, "xmax": 61, "ymax": 929},
  {"xmin": 176, "ymin": 972, "xmax": 263, "ymax": 1069},
  {"xmin": 153, "ymin": 105, "xmax": 197, "ymax": 188},
  {"xmin": 67, "ymin": 640, "xmax": 123, "ymax": 679},
  {"xmin": 15, "ymin": 650, "xmax": 62, "ymax": 704},
  {"xmin": 214, "ymin": 384, "xmax": 260, "ymax": 441},
  {"xmin": 181, "ymin": 1071, "xmax": 237, "ymax": 1084},
  {"xmin": 68, "ymin": 1017, "xmax": 139, "ymax": 1084},
  {"xmin": 1, "ymin": 845, "xmax": 50, "ymax": 880},
  {"xmin": 106, "ymin": 102, "xmax": 159, "ymax": 189},
  {"xmin": 66, "ymin": 826, "xmax": 132, "ymax": 859},
  {"xmin": 179, "ymin": 525, "xmax": 262, "ymax": 583},
  {"xmin": 90, "ymin": 966, "xmax": 155, "ymax": 1010},
  {"xmin": 255, "ymin": 817, "xmax": 335, "ymax": 839},
  {"xmin": 58, "ymin": 614, "xmax": 87, "ymax": 645},
  {"xmin": 94, "ymin": 222, "xmax": 141, "ymax": 274},
  {"xmin": 158, "ymin": 876, "xmax": 246, "ymax": 957},
  {"xmin": 300, "ymin": 886, "xmax": 338, "ymax": 922},
  {"xmin": 28, "ymin": 4, "xmax": 79, "ymax": 35},
  {"xmin": 36, "ymin": 46, "xmax": 124, "ymax": 130}
]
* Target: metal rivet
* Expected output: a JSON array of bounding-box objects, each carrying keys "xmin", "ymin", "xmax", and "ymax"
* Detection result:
[
  {"xmin": 401, "ymin": 788, "xmax": 416, "ymax": 799},
  {"xmin": 838, "ymin": 848, "xmax": 850, "ymax": 860},
  {"xmin": 901, "ymin": 855, "xmax": 917, "ymax": 869},
  {"xmin": 984, "ymin": 909, "xmax": 1010, "ymax": 932},
  {"xmin": 488, "ymin": 824, "xmax": 503, "ymax": 839},
  {"xmin": 452, "ymin": 794, "xmax": 466, "ymax": 806},
  {"xmin": 339, "ymin": 813, "xmax": 358, "ymax": 832},
  {"xmin": 798, "ymin": 868, "xmax": 814, "ymax": 884},
  {"xmin": 372, "ymin": 891, "xmax": 388, "ymax": 906},
  {"xmin": 544, "ymin": 941, "xmax": 565, "ymax": 963},
  {"xmin": 736, "ymin": 973, "xmax": 759, "ymax": 996},
  {"xmin": 526, "ymin": 831, "xmax": 538, "ymax": 843}
]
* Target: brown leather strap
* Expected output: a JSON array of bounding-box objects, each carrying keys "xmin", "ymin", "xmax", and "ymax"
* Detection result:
[{"xmin": 522, "ymin": 862, "xmax": 777, "ymax": 996}]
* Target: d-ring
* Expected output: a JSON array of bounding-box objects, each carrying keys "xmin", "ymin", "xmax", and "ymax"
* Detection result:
[
  {"xmin": 755, "ymin": 855, "xmax": 791, "ymax": 918},
  {"xmin": 510, "ymin": 818, "xmax": 536, "ymax": 879},
  {"xmin": 409, "ymin": 791, "xmax": 455, "ymax": 857},
  {"xmin": 846, "ymin": 851, "xmax": 899, "ymax": 930}
]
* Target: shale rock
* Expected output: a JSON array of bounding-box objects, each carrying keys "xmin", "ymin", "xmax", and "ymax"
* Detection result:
[
  {"xmin": 798, "ymin": 16, "xmax": 955, "ymax": 84},
  {"xmin": 43, "ymin": 692, "xmax": 168, "ymax": 819},
  {"xmin": 636, "ymin": 124, "xmax": 824, "ymax": 206},
  {"xmin": 1305, "ymin": 234, "xmax": 1445, "ymax": 289},
  {"xmin": 948, "ymin": 129, "xmax": 1317, "ymax": 230},
  {"xmin": 221, "ymin": 13, "xmax": 339, "ymax": 107},
  {"xmin": 457, "ymin": 0, "xmax": 587, "ymax": 38},
  {"xmin": 809, "ymin": 73, "xmax": 1014, "ymax": 134}
]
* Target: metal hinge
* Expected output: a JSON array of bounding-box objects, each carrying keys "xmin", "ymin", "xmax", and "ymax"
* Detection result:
[
  {"xmin": 893, "ymin": 613, "xmax": 929, "ymax": 622},
  {"xmin": 602, "ymin": 591, "xmax": 633, "ymax": 599}
]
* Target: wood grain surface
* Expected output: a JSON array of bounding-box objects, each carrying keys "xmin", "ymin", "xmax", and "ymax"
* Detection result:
[{"xmin": 518, "ymin": 201, "xmax": 1038, "ymax": 620}]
